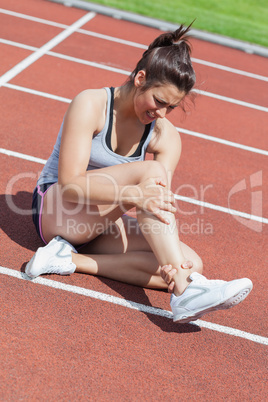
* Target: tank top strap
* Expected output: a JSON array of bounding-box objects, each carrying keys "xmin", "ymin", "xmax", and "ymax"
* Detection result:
[
  {"xmin": 105, "ymin": 87, "xmax": 115, "ymax": 151},
  {"xmin": 99, "ymin": 87, "xmax": 112, "ymax": 140},
  {"xmin": 104, "ymin": 87, "xmax": 154, "ymax": 157}
]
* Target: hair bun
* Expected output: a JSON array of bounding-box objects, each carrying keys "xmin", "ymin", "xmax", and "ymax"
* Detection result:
[
  {"xmin": 148, "ymin": 32, "xmax": 174, "ymax": 50},
  {"xmin": 145, "ymin": 23, "xmax": 194, "ymax": 57}
]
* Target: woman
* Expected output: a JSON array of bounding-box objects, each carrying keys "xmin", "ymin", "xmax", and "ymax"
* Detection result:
[{"xmin": 26, "ymin": 25, "xmax": 252, "ymax": 323}]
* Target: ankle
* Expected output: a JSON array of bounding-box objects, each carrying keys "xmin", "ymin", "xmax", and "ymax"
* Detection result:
[{"xmin": 172, "ymin": 269, "xmax": 192, "ymax": 296}]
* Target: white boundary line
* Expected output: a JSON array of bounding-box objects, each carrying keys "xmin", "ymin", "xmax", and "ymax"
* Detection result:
[
  {"xmin": 4, "ymin": 83, "xmax": 71, "ymax": 103},
  {"xmin": 0, "ymin": 38, "xmax": 38, "ymax": 52},
  {"xmin": 191, "ymin": 57, "xmax": 268, "ymax": 82},
  {"xmin": 1, "ymin": 8, "xmax": 268, "ymax": 83},
  {"xmin": 0, "ymin": 11, "xmax": 96, "ymax": 86},
  {"xmin": 0, "ymin": 147, "xmax": 47, "ymax": 165},
  {"xmin": 0, "ymin": 8, "xmax": 68, "ymax": 28},
  {"xmin": 194, "ymin": 89, "xmax": 268, "ymax": 113},
  {"xmin": 174, "ymin": 195, "xmax": 268, "ymax": 224},
  {"xmin": 177, "ymin": 127, "xmax": 268, "ymax": 156},
  {"xmin": 0, "ymin": 266, "xmax": 267, "ymax": 346},
  {"xmin": 3, "ymin": 83, "xmax": 268, "ymax": 156},
  {"xmin": 0, "ymin": 146, "xmax": 267, "ymax": 224}
]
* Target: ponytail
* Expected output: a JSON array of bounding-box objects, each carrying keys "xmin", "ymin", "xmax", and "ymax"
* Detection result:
[{"xmin": 127, "ymin": 23, "xmax": 196, "ymax": 95}]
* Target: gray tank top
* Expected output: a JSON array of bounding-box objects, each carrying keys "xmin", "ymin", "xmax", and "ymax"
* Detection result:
[{"xmin": 37, "ymin": 87, "xmax": 155, "ymax": 186}]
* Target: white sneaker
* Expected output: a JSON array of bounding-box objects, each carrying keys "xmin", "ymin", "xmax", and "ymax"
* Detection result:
[
  {"xmin": 171, "ymin": 272, "xmax": 253, "ymax": 324},
  {"xmin": 25, "ymin": 236, "xmax": 77, "ymax": 279}
]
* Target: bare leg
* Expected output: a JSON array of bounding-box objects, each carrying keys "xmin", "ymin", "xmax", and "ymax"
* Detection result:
[
  {"xmin": 41, "ymin": 161, "xmax": 202, "ymax": 293},
  {"xmin": 137, "ymin": 210, "xmax": 197, "ymax": 294},
  {"xmin": 73, "ymin": 215, "xmax": 203, "ymax": 290},
  {"xmin": 73, "ymin": 251, "xmax": 164, "ymax": 288}
]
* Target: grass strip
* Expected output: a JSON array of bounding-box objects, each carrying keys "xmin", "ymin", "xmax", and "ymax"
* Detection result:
[{"xmin": 86, "ymin": 0, "xmax": 268, "ymax": 47}]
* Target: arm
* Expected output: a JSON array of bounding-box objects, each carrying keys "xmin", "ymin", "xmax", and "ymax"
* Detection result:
[
  {"xmin": 148, "ymin": 118, "xmax": 182, "ymax": 186},
  {"xmin": 58, "ymin": 89, "xmax": 128, "ymax": 205}
]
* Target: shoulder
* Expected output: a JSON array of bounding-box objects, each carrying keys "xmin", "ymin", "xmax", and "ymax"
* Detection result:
[
  {"xmin": 65, "ymin": 88, "xmax": 108, "ymax": 133},
  {"xmin": 72, "ymin": 88, "xmax": 107, "ymax": 105},
  {"xmin": 148, "ymin": 117, "xmax": 181, "ymax": 155},
  {"xmin": 147, "ymin": 118, "xmax": 182, "ymax": 176}
]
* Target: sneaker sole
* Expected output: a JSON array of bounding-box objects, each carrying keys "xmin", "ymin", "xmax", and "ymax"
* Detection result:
[{"xmin": 173, "ymin": 282, "xmax": 253, "ymax": 324}]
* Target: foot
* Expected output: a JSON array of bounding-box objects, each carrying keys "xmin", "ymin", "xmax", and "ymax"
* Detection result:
[
  {"xmin": 25, "ymin": 236, "xmax": 77, "ymax": 279},
  {"xmin": 170, "ymin": 272, "xmax": 253, "ymax": 324}
]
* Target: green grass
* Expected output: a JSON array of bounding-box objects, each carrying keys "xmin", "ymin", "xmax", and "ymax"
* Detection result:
[{"xmin": 86, "ymin": 0, "xmax": 268, "ymax": 47}]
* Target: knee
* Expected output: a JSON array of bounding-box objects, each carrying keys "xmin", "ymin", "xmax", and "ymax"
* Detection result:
[{"xmin": 142, "ymin": 160, "xmax": 167, "ymax": 182}]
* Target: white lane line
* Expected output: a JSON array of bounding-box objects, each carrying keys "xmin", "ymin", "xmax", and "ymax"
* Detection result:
[
  {"xmin": 3, "ymin": 83, "xmax": 268, "ymax": 156},
  {"xmin": 0, "ymin": 266, "xmax": 267, "ymax": 346},
  {"xmin": 194, "ymin": 89, "xmax": 268, "ymax": 112},
  {"xmin": 78, "ymin": 27, "xmax": 147, "ymax": 49},
  {"xmin": 191, "ymin": 57, "xmax": 268, "ymax": 83},
  {"xmin": 174, "ymin": 195, "xmax": 268, "ymax": 224},
  {"xmin": 48, "ymin": 50, "xmax": 131, "ymax": 75},
  {"xmin": 0, "ymin": 148, "xmax": 47, "ymax": 165},
  {"xmin": 0, "ymin": 145, "xmax": 267, "ymax": 224},
  {"xmin": 4, "ymin": 83, "xmax": 71, "ymax": 103},
  {"xmin": 177, "ymin": 127, "xmax": 268, "ymax": 156},
  {"xmin": 0, "ymin": 8, "xmax": 68, "ymax": 28},
  {"xmin": 0, "ymin": 11, "xmax": 96, "ymax": 86},
  {"xmin": 1, "ymin": 8, "xmax": 268, "ymax": 83},
  {"xmin": 0, "ymin": 38, "xmax": 38, "ymax": 52}
]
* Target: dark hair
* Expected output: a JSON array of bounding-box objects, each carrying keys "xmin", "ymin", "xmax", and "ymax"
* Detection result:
[{"xmin": 127, "ymin": 24, "xmax": 196, "ymax": 95}]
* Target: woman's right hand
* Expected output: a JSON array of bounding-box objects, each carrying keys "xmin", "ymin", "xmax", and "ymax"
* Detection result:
[{"xmin": 131, "ymin": 178, "xmax": 177, "ymax": 224}]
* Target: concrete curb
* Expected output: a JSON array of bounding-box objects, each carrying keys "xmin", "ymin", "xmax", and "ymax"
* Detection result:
[{"xmin": 48, "ymin": 0, "xmax": 268, "ymax": 58}]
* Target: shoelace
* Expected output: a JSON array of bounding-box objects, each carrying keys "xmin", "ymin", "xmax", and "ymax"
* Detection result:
[
  {"xmin": 46, "ymin": 266, "xmax": 65, "ymax": 274},
  {"xmin": 46, "ymin": 261, "xmax": 71, "ymax": 274},
  {"xmin": 192, "ymin": 277, "xmax": 226, "ymax": 286}
]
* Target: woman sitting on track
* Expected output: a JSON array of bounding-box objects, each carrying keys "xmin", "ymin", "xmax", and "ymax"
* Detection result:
[{"xmin": 26, "ymin": 24, "xmax": 252, "ymax": 323}]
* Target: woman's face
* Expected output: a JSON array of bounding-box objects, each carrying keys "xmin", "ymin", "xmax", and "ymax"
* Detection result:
[{"xmin": 133, "ymin": 72, "xmax": 185, "ymax": 124}]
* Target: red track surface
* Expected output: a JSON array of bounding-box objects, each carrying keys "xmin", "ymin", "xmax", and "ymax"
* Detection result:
[{"xmin": 0, "ymin": 0, "xmax": 267, "ymax": 400}]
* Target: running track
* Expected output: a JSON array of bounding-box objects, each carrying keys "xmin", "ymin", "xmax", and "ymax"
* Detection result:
[{"xmin": 0, "ymin": 0, "xmax": 267, "ymax": 400}]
